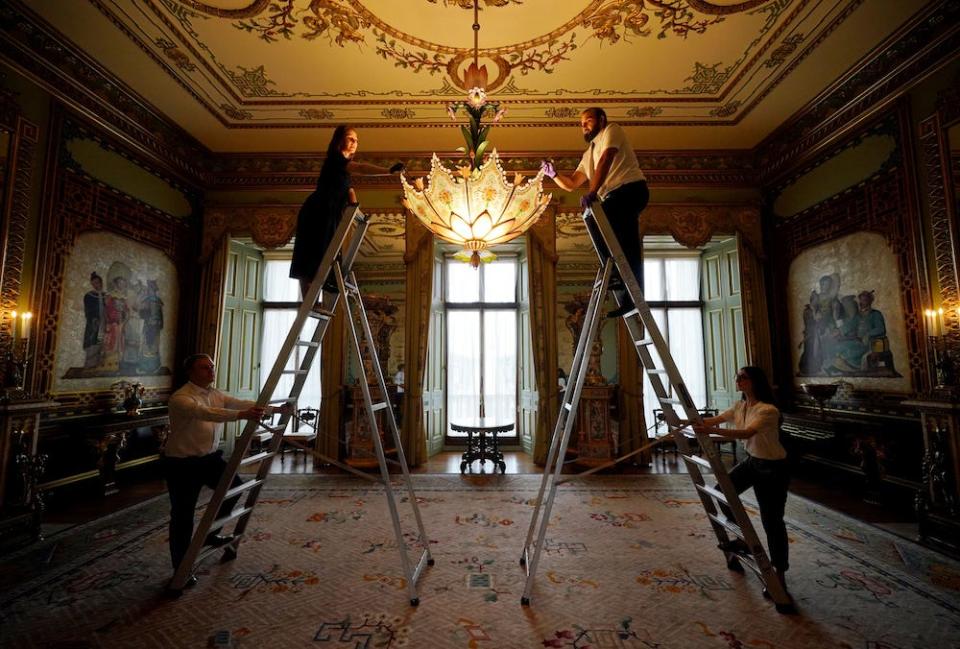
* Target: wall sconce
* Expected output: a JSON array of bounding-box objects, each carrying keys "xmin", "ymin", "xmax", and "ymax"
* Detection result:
[
  {"xmin": 925, "ymin": 306, "xmax": 957, "ymax": 389},
  {"xmin": 3, "ymin": 309, "xmax": 33, "ymax": 400}
]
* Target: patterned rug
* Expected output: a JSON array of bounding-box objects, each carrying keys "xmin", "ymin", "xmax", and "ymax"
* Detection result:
[{"xmin": 1, "ymin": 474, "xmax": 959, "ymax": 648}]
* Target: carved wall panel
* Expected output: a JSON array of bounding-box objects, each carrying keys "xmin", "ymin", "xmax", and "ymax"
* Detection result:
[
  {"xmin": 0, "ymin": 87, "xmax": 37, "ymax": 367},
  {"xmin": 31, "ymin": 112, "xmax": 196, "ymax": 412}
]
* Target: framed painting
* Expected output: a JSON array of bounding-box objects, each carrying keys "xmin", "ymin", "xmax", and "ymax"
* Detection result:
[
  {"xmin": 52, "ymin": 231, "xmax": 177, "ymax": 393},
  {"xmin": 787, "ymin": 232, "xmax": 910, "ymax": 392}
]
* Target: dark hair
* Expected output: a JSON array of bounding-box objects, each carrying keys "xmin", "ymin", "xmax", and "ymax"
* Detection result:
[
  {"xmin": 90, "ymin": 272, "xmax": 102, "ymax": 282},
  {"xmin": 326, "ymin": 124, "xmax": 354, "ymax": 160},
  {"xmin": 582, "ymin": 107, "xmax": 607, "ymax": 128},
  {"xmin": 739, "ymin": 365, "xmax": 777, "ymax": 406},
  {"xmin": 183, "ymin": 353, "xmax": 213, "ymax": 373}
]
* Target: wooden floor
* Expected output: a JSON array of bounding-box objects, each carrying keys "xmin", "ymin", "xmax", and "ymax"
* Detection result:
[{"xmin": 39, "ymin": 448, "xmax": 920, "ymax": 547}]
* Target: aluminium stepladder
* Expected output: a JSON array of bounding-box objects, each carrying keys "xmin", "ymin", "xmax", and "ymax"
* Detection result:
[
  {"xmin": 168, "ymin": 205, "xmax": 434, "ymax": 605},
  {"xmin": 518, "ymin": 200, "xmax": 794, "ymax": 613}
]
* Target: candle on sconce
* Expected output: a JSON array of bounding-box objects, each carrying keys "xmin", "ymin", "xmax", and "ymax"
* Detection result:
[
  {"xmin": 20, "ymin": 312, "xmax": 32, "ymax": 342},
  {"xmin": 925, "ymin": 308, "xmax": 944, "ymax": 337},
  {"xmin": 10, "ymin": 310, "xmax": 17, "ymax": 345},
  {"xmin": 937, "ymin": 307, "xmax": 945, "ymax": 338}
]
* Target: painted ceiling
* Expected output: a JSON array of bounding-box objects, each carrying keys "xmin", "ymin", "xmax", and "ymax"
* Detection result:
[{"xmin": 25, "ymin": 0, "xmax": 930, "ymax": 152}]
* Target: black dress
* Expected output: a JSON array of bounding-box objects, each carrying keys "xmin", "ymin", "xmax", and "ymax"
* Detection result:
[{"xmin": 289, "ymin": 153, "xmax": 352, "ymax": 282}]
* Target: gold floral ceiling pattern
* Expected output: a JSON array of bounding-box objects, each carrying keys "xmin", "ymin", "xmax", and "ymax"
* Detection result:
[{"xmin": 24, "ymin": 0, "xmax": 930, "ymax": 151}]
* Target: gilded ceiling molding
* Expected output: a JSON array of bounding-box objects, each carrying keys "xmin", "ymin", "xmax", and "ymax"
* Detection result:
[
  {"xmin": 177, "ymin": 0, "xmax": 270, "ymax": 18},
  {"xmin": 640, "ymin": 204, "xmax": 763, "ymax": 255},
  {"xmin": 0, "ymin": 0, "xmax": 210, "ymax": 188},
  {"xmin": 757, "ymin": 0, "xmax": 960, "ymax": 185}
]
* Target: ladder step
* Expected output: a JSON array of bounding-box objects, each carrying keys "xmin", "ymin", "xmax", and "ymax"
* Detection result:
[
  {"xmin": 195, "ymin": 534, "xmax": 243, "ymax": 564},
  {"xmin": 563, "ymin": 402, "xmax": 573, "ymax": 411},
  {"xmin": 209, "ymin": 506, "xmax": 255, "ymax": 534},
  {"xmin": 695, "ymin": 483, "xmax": 728, "ymax": 505},
  {"xmin": 646, "ymin": 369, "xmax": 668, "ymax": 376},
  {"xmin": 295, "ymin": 340, "xmax": 320, "ymax": 348},
  {"xmin": 634, "ymin": 338, "xmax": 653, "ymax": 347},
  {"xmin": 660, "ymin": 398, "xmax": 687, "ymax": 406},
  {"xmin": 372, "ymin": 402, "xmax": 389, "ymax": 412},
  {"xmin": 256, "ymin": 424, "xmax": 285, "ymax": 434},
  {"xmin": 308, "ymin": 309, "xmax": 334, "ymax": 320},
  {"xmin": 225, "ymin": 478, "xmax": 265, "ymax": 500},
  {"xmin": 344, "ymin": 282, "xmax": 359, "ymax": 293},
  {"xmin": 281, "ymin": 370, "xmax": 308, "ymax": 375},
  {"xmin": 241, "ymin": 451, "xmax": 275, "ymax": 466},
  {"xmin": 268, "ymin": 397, "xmax": 296, "ymax": 404},
  {"xmin": 681, "ymin": 453, "xmax": 712, "ymax": 471},
  {"xmin": 707, "ymin": 512, "xmax": 745, "ymax": 541}
]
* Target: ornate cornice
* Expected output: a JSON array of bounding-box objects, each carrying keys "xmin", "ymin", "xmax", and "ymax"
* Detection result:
[
  {"xmin": 0, "ymin": 0, "xmax": 209, "ymax": 189},
  {"xmin": 207, "ymin": 150, "xmax": 758, "ymax": 191},
  {"xmin": 757, "ymin": 0, "xmax": 960, "ymax": 185},
  {"xmin": 641, "ymin": 203, "xmax": 763, "ymax": 256}
]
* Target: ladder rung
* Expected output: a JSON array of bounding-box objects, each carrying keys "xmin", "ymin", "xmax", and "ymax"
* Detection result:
[
  {"xmin": 209, "ymin": 506, "xmax": 255, "ymax": 533},
  {"xmin": 241, "ymin": 451, "xmax": 274, "ymax": 466},
  {"xmin": 695, "ymin": 483, "xmax": 728, "ymax": 505},
  {"xmin": 563, "ymin": 402, "xmax": 573, "ymax": 411},
  {"xmin": 660, "ymin": 398, "xmax": 687, "ymax": 406},
  {"xmin": 646, "ymin": 369, "xmax": 668, "ymax": 376},
  {"xmin": 707, "ymin": 512, "xmax": 745, "ymax": 540},
  {"xmin": 195, "ymin": 535, "xmax": 243, "ymax": 563},
  {"xmin": 225, "ymin": 478, "xmax": 265, "ymax": 500},
  {"xmin": 295, "ymin": 340, "xmax": 320, "ymax": 348},
  {"xmin": 372, "ymin": 402, "xmax": 389, "ymax": 412},
  {"xmin": 681, "ymin": 453, "xmax": 712, "ymax": 471},
  {"xmin": 268, "ymin": 397, "xmax": 296, "ymax": 404},
  {"xmin": 281, "ymin": 370, "xmax": 308, "ymax": 375},
  {"xmin": 634, "ymin": 338, "xmax": 653, "ymax": 347},
  {"xmin": 256, "ymin": 424, "xmax": 284, "ymax": 434},
  {"xmin": 344, "ymin": 282, "xmax": 359, "ymax": 293},
  {"xmin": 308, "ymin": 310, "xmax": 334, "ymax": 320}
]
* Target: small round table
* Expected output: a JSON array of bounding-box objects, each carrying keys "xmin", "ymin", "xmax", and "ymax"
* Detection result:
[{"xmin": 452, "ymin": 418, "xmax": 513, "ymax": 474}]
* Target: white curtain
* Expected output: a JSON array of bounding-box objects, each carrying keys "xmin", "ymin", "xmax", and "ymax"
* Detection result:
[
  {"xmin": 446, "ymin": 310, "xmax": 480, "ymax": 433},
  {"xmin": 483, "ymin": 310, "xmax": 516, "ymax": 425},
  {"xmin": 642, "ymin": 257, "xmax": 706, "ymax": 434},
  {"xmin": 260, "ymin": 259, "xmax": 322, "ymax": 410}
]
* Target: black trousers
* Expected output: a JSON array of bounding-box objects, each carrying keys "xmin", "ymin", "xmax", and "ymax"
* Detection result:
[
  {"xmin": 583, "ymin": 180, "xmax": 650, "ymax": 304},
  {"xmin": 161, "ymin": 451, "xmax": 243, "ymax": 570},
  {"xmin": 719, "ymin": 455, "xmax": 791, "ymax": 572}
]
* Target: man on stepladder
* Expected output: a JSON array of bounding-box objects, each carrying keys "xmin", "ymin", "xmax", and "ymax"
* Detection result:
[
  {"xmin": 162, "ymin": 353, "xmax": 287, "ymax": 590},
  {"xmin": 541, "ymin": 107, "xmax": 649, "ymax": 318}
]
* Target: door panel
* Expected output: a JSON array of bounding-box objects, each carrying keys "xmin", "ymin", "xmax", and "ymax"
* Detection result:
[
  {"xmin": 702, "ymin": 238, "xmax": 743, "ymax": 414},
  {"xmin": 217, "ymin": 241, "xmax": 263, "ymax": 452},
  {"xmin": 425, "ymin": 256, "xmax": 445, "ymax": 456}
]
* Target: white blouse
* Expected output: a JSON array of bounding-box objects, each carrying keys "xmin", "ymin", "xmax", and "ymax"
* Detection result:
[{"xmin": 718, "ymin": 400, "xmax": 786, "ymax": 460}]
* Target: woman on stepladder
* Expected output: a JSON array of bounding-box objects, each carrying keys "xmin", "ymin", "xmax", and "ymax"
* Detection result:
[
  {"xmin": 693, "ymin": 365, "xmax": 791, "ymax": 596},
  {"xmin": 289, "ymin": 125, "xmax": 404, "ymax": 302}
]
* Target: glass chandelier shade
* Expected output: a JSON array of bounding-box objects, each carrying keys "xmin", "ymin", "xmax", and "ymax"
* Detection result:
[{"xmin": 401, "ymin": 152, "xmax": 551, "ymax": 266}]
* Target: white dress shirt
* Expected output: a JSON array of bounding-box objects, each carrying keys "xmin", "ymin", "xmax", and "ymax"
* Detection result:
[
  {"xmin": 394, "ymin": 370, "xmax": 405, "ymax": 394},
  {"xmin": 164, "ymin": 381, "xmax": 255, "ymax": 458},
  {"xmin": 576, "ymin": 123, "xmax": 646, "ymax": 200}
]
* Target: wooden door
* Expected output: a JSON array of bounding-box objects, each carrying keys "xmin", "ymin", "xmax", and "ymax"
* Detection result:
[
  {"xmin": 701, "ymin": 238, "xmax": 745, "ymax": 414},
  {"xmin": 517, "ymin": 251, "xmax": 536, "ymax": 455},
  {"xmin": 425, "ymin": 256, "xmax": 446, "ymax": 456},
  {"xmin": 217, "ymin": 241, "xmax": 263, "ymax": 453}
]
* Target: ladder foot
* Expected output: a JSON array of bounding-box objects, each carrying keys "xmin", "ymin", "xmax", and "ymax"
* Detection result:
[
  {"xmin": 519, "ymin": 557, "xmax": 526, "ymax": 567},
  {"xmin": 774, "ymin": 601, "xmax": 797, "ymax": 615},
  {"xmin": 520, "ymin": 596, "xmax": 530, "ymax": 606},
  {"xmin": 409, "ymin": 597, "xmax": 420, "ymax": 607},
  {"xmin": 427, "ymin": 558, "xmax": 435, "ymax": 566},
  {"xmin": 726, "ymin": 557, "xmax": 744, "ymax": 572},
  {"xmin": 220, "ymin": 548, "xmax": 238, "ymax": 563}
]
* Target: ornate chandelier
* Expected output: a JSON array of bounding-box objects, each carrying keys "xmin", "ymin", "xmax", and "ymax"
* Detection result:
[{"xmin": 400, "ymin": 0, "xmax": 550, "ymax": 267}]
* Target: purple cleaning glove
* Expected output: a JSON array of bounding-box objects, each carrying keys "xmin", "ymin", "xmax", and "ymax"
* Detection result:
[
  {"xmin": 540, "ymin": 160, "xmax": 557, "ymax": 179},
  {"xmin": 580, "ymin": 191, "xmax": 598, "ymax": 210}
]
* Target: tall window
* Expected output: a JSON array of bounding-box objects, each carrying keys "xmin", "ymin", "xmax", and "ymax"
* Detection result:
[
  {"xmin": 445, "ymin": 257, "xmax": 518, "ymax": 439},
  {"xmin": 642, "ymin": 254, "xmax": 706, "ymax": 430},
  {"xmin": 260, "ymin": 258, "xmax": 322, "ymax": 408}
]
